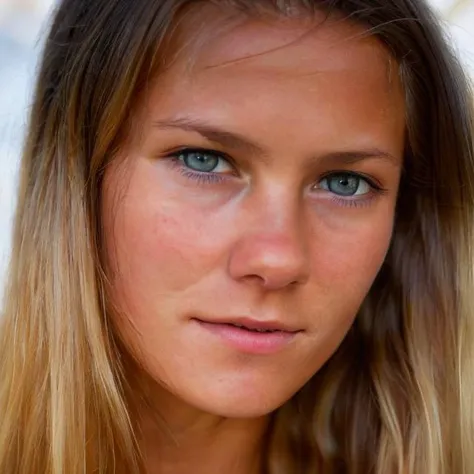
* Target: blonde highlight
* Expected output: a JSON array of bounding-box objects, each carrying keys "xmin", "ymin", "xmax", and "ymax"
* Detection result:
[{"xmin": 1, "ymin": 1, "xmax": 473, "ymax": 473}]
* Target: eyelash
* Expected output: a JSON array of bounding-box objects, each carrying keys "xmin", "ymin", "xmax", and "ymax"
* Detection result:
[
  {"xmin": 164, "ymin": 147, "xmax": 387, "ymax": 208},
  {"xmin": 166, "ymin": 148, "xmax": 235, "ymax": 185},
  {"xmin": 319, "ymin": 171, "xmax": 386, "ymax": 208}
]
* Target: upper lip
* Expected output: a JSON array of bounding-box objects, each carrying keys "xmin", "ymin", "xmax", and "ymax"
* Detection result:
[{"xmin": 195, "ymin": 316, "xmax": 302, "ymax": 333}]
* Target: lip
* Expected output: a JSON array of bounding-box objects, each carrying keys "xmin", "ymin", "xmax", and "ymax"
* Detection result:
[
  {"xmin": 199, "ymin": 316, "xmax": 301, "ymax": 333},
  {"xmin": 193, "ymin": 317, "xmax": 302, "ymax": 355}
]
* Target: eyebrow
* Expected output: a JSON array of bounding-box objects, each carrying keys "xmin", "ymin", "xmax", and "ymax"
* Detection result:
[
  {"xmin": 153, "ymin": 117, "xmax": 401, "ymax": 167},
  {"xmin": 153, "ymin": 117, "xmax": 266, "ymax": 156}
]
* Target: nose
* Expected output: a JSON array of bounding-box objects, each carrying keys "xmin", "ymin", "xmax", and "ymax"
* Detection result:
[{"xmin": 227, "ymin": 196, "xmax": 310, "ymax": 291}]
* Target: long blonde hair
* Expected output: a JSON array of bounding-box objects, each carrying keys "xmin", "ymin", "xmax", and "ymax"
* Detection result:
[{"xmin": 1, "ymin": 1, "xmax": 473, "ymax": 473}]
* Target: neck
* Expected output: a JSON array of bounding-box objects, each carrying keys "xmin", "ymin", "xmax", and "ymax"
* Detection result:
[{"xmin": 135, "ymin": 381, "xmax": 270, "ymax": 474}]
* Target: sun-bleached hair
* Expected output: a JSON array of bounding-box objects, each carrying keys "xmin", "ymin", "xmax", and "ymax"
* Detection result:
[{"xmin": 1, "ymin": 1, "xmax": 473, "ymax": 472}]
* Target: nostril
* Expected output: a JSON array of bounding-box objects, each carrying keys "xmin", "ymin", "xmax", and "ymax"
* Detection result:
[{"xmin": 240, "ymin": 266, "xmax": 308, "ymax": 290}]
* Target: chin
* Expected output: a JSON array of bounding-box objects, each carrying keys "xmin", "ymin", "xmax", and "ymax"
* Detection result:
[
  {"xmin": 179, "ymin": 382, "xmax": 299, "ymax": 419},
  {"xmin": 198, "ymin": 398, "xmax": 285, "ymax": 419}
]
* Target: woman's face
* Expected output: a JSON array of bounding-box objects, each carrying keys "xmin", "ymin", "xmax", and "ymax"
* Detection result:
[{"xmin": 102, "ymin": 10, "xmax": 405, "ymax": 417}]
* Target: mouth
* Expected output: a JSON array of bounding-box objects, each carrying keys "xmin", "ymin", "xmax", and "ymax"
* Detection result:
[
  {"xmin": 192, "ymin": 317, "xmax": 302, "ymax": 354},
  {"xmin": 221, "ymin": 323, "xmax": 282, "ymax": 334},
  {"xmin": 194, "ymin": 317, "xmax": 301, "ymax": 334}
]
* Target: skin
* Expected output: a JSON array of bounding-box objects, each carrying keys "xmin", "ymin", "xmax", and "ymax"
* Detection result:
[{"xmin": 101, "ymin": 8, "xmax": 405, "ymax": 474}]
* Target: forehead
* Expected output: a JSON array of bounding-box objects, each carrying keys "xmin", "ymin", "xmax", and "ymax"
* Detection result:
[
  {"xmin": 165, "ymin": 4, "xmax": 397, "ymax": 82},
  {"xmin": 136, "ymin": 5, "xmax": 405, "ymax": 156}
]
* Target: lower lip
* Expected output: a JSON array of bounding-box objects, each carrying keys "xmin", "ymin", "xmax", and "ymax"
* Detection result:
[{"xmin": 195, "ymin": 320, "xmax": 297, "ymax": 354}]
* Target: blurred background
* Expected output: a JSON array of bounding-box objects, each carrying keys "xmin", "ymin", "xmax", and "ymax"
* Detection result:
[{"xmin": 0, "ymin": 0, "xmax": 474, "ymax": 301}]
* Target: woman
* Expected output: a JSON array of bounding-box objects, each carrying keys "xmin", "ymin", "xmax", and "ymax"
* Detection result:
[{"xmin": 0, "ymin": 0, "xmax": 473, "ymax": 473}]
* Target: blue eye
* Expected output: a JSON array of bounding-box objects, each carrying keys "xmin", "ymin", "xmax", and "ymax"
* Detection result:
[
  {"xmin": 176, "ymin": 149, "xmax": 233, "ymax": 174},
  {"xmin": 319, "ymin": 173, "xmax": 371, "ymax": 196},
  {"xmin": 178, "ymin": 150, "xmax": 218, "ymax": 172}
]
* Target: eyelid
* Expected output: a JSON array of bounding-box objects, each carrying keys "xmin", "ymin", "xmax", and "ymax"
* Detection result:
[
  {"xmin": 165, "ymin": 151, "xmax": 383, "ymax": 183},
  {"xmin": 162, "ymin": 149, "xmax": 388, "ymax": 198},
  {"xmin": 318, "ymin": 170, "xmax": 385, "ymax": 191},
  {"xmin": 165, "ymin": 146, "xmax": 233, "ymax": 163}
]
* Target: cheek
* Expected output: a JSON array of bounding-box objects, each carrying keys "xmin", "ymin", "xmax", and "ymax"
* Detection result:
[
  {"xmin": 101, "ymin": 169, "xmax": 227, "ymax": 321},
  {"xmin": 307, "ymin": 209, "xmax": 394, "ymax": 326},
  {"xmin": 312, "ymin": 198, "xmax": 394, "ymax": 284},
  {"xmin": 116, "ymin": 206, "xmax": 227, "ymax": 290},
  {"xmin": 292, "ymin": 220, "xmax": 393, "ymax": 377},
  {"xmin": 323, "ymin": 228, "xmax": 390, "ymax": 290}
]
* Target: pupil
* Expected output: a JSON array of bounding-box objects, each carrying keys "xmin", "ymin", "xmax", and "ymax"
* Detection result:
[
  {"xmin": 329, "ymin": 175, "xmax": 359, "ymax": 196},
  {"xmin": 184, "ymin": 152, "xmax": 218, "ymax": 172}
]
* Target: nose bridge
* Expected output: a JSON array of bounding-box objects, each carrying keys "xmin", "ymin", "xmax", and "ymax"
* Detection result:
[
  {"xmin": 255, "ymin": 190, "xmax": 304, "ymax": 245},
  {"xmin": 228, "ymin": 187, "xmax": 310, "ymax": 289}
]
